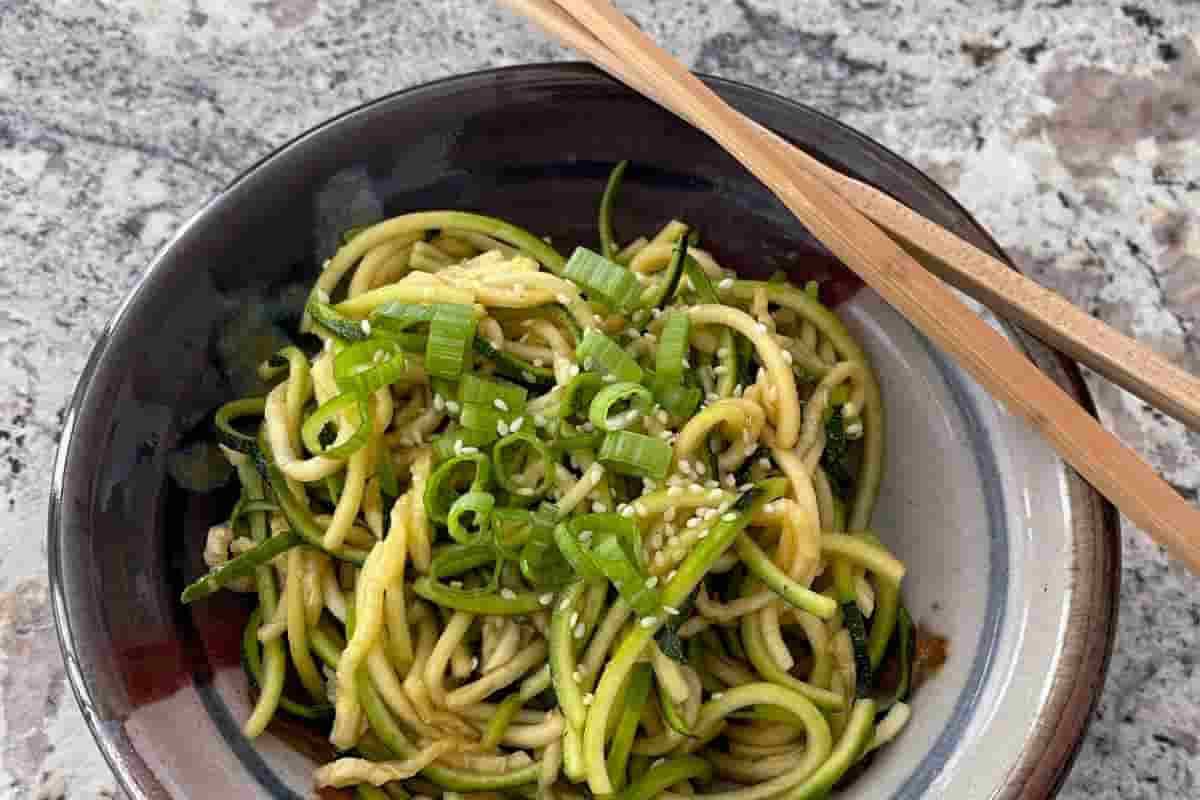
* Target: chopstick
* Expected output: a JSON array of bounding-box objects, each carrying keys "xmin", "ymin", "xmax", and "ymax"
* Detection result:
[
  {"xmin": 503, "ymin": 0, "xmax": 1200, "ymax": 432},
  {"xmin": 500, "ymin": 0, "xmax": 1200, "ymax": 574}
]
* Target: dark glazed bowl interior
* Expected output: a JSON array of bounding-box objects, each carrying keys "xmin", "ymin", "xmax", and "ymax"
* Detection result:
[{"xmin": 49, "ymin": 63, "xmax": 1116, "ymax": 800}]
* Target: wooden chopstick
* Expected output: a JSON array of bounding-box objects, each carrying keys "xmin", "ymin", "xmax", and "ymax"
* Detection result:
[
  {"xmin": 502, "ymin": 0, "xmax": 1200, "ymax": 574},
  {"xmin": 503, "ymin": 0, "xmax": 1200, "ymax": 432}
]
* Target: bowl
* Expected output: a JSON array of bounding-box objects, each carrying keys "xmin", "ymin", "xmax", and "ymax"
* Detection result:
[{"xmin": 49, "ymin": 63, "xmax": 1118, "ymax": 800}]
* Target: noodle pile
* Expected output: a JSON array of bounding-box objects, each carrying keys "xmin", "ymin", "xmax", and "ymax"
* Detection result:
[{"xmin": 184, "ymin": 163, "xmax": 915, "ymax": 800}]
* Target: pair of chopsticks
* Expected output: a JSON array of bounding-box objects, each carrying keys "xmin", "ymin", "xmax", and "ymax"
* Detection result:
[{"xmin": 500, "ymin": 0, "xmax": 1200, "ymax": 572}]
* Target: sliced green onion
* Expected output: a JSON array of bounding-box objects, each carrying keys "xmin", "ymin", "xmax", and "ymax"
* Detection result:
[
  {"xmin": 558, "ymin": 371, "xmax": 606, "ymax": 419},
  {"xmin": 552, "ymin": 430, "xmax": 606, "ymax": 454},
  {"xmin": 307, "ymin": 289, "xmax": 368, "ymax": 341},
  {"xmin": 412, "ymin": 577, "xmax": 545, "ymax": 615},
  {"xmin": 589, "ymin": 382, "xmax": 653, "ymax": 432},
  {"xmin": 447, "ymin": 491, "xmax": 495, "ymax": 543},
  {"xmin": 424, "ymin": 452, "xmax": 491, "ymax": 524},
  {"xmin": 181, "ymin": 530, "xmax": 301, "ymax": 603},
  {"xmin": 519, "ymin": 527, "xmax": 574, "ymax": 588},
  {"xmin": 589, "ymin": 530, "xmax": 659, "ymax": 616},
  {"xmin": 599, "ymin": 160, "xmax": 628, "ymax": 260},
  {"xmin": 598, "ymin": 430, "xmax": 672, "ymax": 480},
  {"xmin": 214, "ymin": 396, "xmax": 266, "ymax": 453},
  {"xmin": 493, "ymin": 507, "xmax": 547, "ymax": 557},
  {"xmin": 564, "ymin": 247, "xmax": 641, "ymax": 311},
  {"xmin": 459, "ymin": 402, "xmax": 522, "ymax": 435},
  {"xmin": 300, "ymin": 393, "xmax": 372, "ymax": 459},
  {"xmin": 655, "ymin": 312, "xmax": 690, "ymax": 384},
  {"xmin": 425, "ymin": 304, "xmax": 478, "ymax": 379},
  {"xmin": 577, "ymin": 329, "xmax": 644, "ymax": 383},
  {"xmin": 647, "ymin": 373, "xmax": 702, "ymax": 420},
  {"xmin": 334, "ymin": 338, "xmax": 407, "ymax": 396},
  {"xmin": 493, "ymin": 431, "xmax": 554, "ymax": 498},
  {"xmin": 459, "ymin": 374, "xmax": 528, "ymax": 413}
]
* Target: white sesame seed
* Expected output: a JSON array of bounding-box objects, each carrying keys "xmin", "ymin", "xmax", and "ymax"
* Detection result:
[
  {"xmin": 510, "ymin": 417, "xmax": 524, "ymax": 432},
  {"xmin": 517, "ymin": 487, "xmax": 535, "ymax": 495},
  {"xmin": 578, "ymin": 531, "xmax": 592, "ymax": 544},
  {"xmin": 556, "ymin": 294, "xmax": 571, "ymax": 305},
  {"xmin": 640, "ymin": 616, "xmax": 658, "ymax": 628},
  {"xmin": 470, "ymin": 656, "xmax": 479, "ymax": 671},
  {"xmin": 667, "ymin": 486, "xmax": 682, "ymax": 497},
  {"xmin": 461, "ymin": 446, "xmax": 479, "ymax": 454},
  {"xmin": 434, "ymin": 394, "xmax": 446, "ymax": 411},
  {"xmin": 645, "ymin": 576, "xmax": 658, "ymax": 588},
  {"xmin": 446, "ymin": 401, "xmax": 461, "ymax": 414},
  {"xmin": 573, "ymin": 670, "xmax": 583, "ymax": 683},
  {"xmin": 582, "ymin": 692, "xmax": 594, "ymax": 705},
  {"xmin": 709, "ymin": 489, "xmax": 723, "ymax": 500},
  {"xmin": 782, "ymin": 350, "xmax": 793, "ymax": 364},
  {"xmin": 663, "ymin": 606, "xmax": 680, "ymax": 616},
  {"xmin": 497, "ymin": 420, "xmax": 509, "ymax": 436},
  {"xmin": 360, "ymin": 319, "xmax": 372, "ymax": 335},
  {"xmin": 689, "ymin": 483, "xmax": 703, "ymax": 493},
  {"xmin": 602, "ymin": 373, "xmax": 617, "ymax": 383},
  {"xmin": 712, "ymin": 365, "xmax": 729, "ymax": 375},
  {"xmin": 569, "ymin": 611, "xmax": 580, "ymax": 627},
  {"xmin": 718, "ymin": 278, "xmax": 734, "ymax": 290},
  {"xmin": 559, "ymin": 597, "xmax": 571, "ymax": 611},
  {"xmin": 620, "ymin": 506, "xmax": 635, "ymax": 517},
  {"xmin": 634, "ymin": 502, "xmax": 648, "ymax": 516},
  {"xmin": 450, "ymin": 580, "xmax": 464, "ymax": 589},
  {"xmin": 756, "ymin": 322, "xmax": 768, "ymax": 333},
  {"xmin": 539, "ymin": 593, "xmax": 554, "ymax": 606},
  {"xmin": 500, "ymin": 588, "xmax": 517, "ymax": 600},
  {"xmin": 713, "ymin": 691, "xmax": 724, "ymax": 700},
  {"xmin": 575, "ymin": 622, "xmax": 586, "ymax": 639},
  {"xmin": 590, "ymin": 463, "xmax": 605, "ymax": 479},
  {"xmin": 666, "ymin": 570, "xmax": 677, "ymax": 582},
  {"xmin": 453, "ymin": 439, "xmax": 464, "ymax": 455},
  {"xmin": 682, "ymin": 358, "xmax": 691, "ymax": 368},
  {"xmin": 592, "ymin": 501, "xmax": 606, "ymax": 512},
  {"xmin": 686, "ymin": 517, "xmax": 700, "ymax": 529},
  {"xmin": 494, "ymin": 398, "xmax": 509, "ymax": 412},
  {"xmin": 696, "ymin": 461, "xmax": 707, "ymax": 475}
]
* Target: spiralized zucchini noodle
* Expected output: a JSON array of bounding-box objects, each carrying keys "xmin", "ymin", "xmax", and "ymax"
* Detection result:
[{"xmin": 185, "ymin": 162, "xmax": 918, "ymax": 800}]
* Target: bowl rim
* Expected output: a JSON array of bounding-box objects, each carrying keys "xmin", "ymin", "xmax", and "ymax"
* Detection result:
[{"xmin": 47, "ymin": 61, "xmax": 1119, "ymax": 800}]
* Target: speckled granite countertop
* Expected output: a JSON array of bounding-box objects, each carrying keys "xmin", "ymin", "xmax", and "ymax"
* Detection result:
[{"xmin": 1, "ymin": 1, "xmax": 1197, "ymax": 797}]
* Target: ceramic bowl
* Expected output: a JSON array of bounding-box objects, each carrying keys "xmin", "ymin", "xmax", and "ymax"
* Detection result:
[{"xmin": 49, "ymin": 63, "xmax": 1118, "ymax": 799}]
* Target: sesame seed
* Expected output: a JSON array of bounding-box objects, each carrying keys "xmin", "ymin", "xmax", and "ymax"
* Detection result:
[
  {"xmin": 559, "ymin": 597, "xmax": 571, "ymax": 611},
  {"xmin": 573, "ymin": 670, "xmax": 583, "ymax": 683},
  {"xmin": 666, "ymin": 570, "xmax": 677, "ymax": 582},
  {"xmin": 556, "ymin": 294, "xmax": 571, "ymax": 305},
  {"xmin": 446, "ymin": 401, "xmax": 461, "ymax": 414},
  {"xmin": 682, "ymin": 358, "xmax": 691, "ymax": 368},
  {"xmin": 718, "ymin": 278, "xmax": 734, "ymax": 290},
  {"xmin": 360, "ymin": 319, "xmax": 372, "ymax": 335},
  {"xmin": 497, "ymin": 420, "xmax": 509, "ymax": 436},
  {"xmin": 634, "ymin": 502, "xmax": 648, "ymax": 516},
  {"xmin": 500, "ymin": 588, "xmax": 517, "ymax": 600},
  {"xmin": 712, "ymin": 692, "xmax": 724, "ymax": 700},
  {"xmin": 667, "ymin": 486, "xmax": 682, "ymax": 497},
  {"xmin": 712, "ymin": 365, "xmax": 729, "ymax": 375},
  {"xmin": 582, "ymin": 692, "xmax": 594, "ymax": 706},
  {"xmin": 539, "ymin": 593, "xmax": 554, "ymax": 606},
  {"xmin": 517, "ymin": 487, "xmax": 535, "ymax": 495},
  {"xmin": 450, "ymin": 580, "xmax": 464, "ymax": 589},
  {"xmin": 663, "ymin": 606, "xmax": 680, "ymax": 616},
  {"xmin": 434, "ymin": 395, "xmax": 446, "ymax": 411},
  {"xmin": 470, "ymin": 656, "xmax": 480, "ymax": 671},
  {"xmin": 591, "ymin": 501, "xmax": 606, "ymax": 512},
  {"xmin": 686, "ymin": 517, "xmax": 700, "ymax": 529},
  {"xmin": 575, "ymin": 622, "xmax": 586, "ymax": 639},
  {"xmin": 756, "ymin": 322, "xmax": 768, "ymax": 333},
  {"xmin": 782, "ymin": 350, "xmax": 793, "ymax": 364},
  {"xmin": 709, "ymin": 489, "xmax": 723, "ymax": 500},
  {"xmin": 461, "ymin": 446, "xmax": 479, "ymax": 454},
  {"xmin": 696, "ymin": 462, "xmax": 707, "ymax": 475},
  {"xmin": 717, "ymin": 347, "xmax": 730, "ymax": 357},
  {"xmin": 453, "ymin": 439, "xmax": 464, "ymax": 455},
  {"xmin": 578, "ymin": 531, "xmax": 592, "ymax": 544},
  {"xmin": 640, "ymin": 616, "xmax": 658, "ymax": 628},
  {"xmin": 494, "ymin": 398, "xmax": 509, "ymax": 412},
  {"xmin": 510, "ymin": 417, "xmax": 524, "ymax": 432},
  {"xmin": 570, "ymin": 611, "xmax": 580, "ymax": 627},
  {"xmin": 602, "ymin": 373, "xmax": 617, "ymax": 383},
  {"xmin": 620, "ymin": 506, "xmax": 635, "ymax": 517},
  {"xmin": 689, "ymin": 483, "xmax": 703, "ymax": 493},
  {"xmin": 645, "ymin": 576, "xmax": 659, "ymax": 588}
]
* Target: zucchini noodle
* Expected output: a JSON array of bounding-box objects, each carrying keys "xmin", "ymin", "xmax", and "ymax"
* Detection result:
[{"xmin": 182, "ymin": 167, "xmax": 918, "ymax": 798}]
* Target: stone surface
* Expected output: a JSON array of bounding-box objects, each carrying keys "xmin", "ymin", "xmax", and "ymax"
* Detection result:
[{"xmin": 1, "ymin": 0, "xmax": 1197, "ymax": 797}]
